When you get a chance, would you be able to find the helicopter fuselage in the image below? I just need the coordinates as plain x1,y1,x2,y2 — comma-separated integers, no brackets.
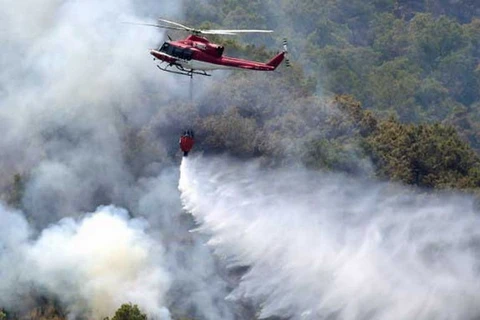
149,35,285,75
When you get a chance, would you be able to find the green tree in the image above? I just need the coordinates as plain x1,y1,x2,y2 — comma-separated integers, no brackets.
366,118,480,188
465,18,480,57
371,13,409,59
105,304,147,320
198,108,259,157
435,48,479,105
302,138,367,174
315,46,379,102
328,0,377,45
424,0,480,23
367,57,421,121
408,14,467,70
444,104,480,153
414,77,454,121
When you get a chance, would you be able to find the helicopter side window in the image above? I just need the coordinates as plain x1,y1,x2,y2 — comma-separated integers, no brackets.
170,47,193,60
160,43,193,60
172,47,183,58
183,49,193,60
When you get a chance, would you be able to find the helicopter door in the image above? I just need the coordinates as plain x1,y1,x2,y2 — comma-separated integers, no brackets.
183,49,193,60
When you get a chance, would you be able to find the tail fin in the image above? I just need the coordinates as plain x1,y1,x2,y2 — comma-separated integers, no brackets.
266,38,290,69
266,52,286,69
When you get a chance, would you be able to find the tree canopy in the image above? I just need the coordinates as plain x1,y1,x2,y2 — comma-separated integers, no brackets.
105,304,147,320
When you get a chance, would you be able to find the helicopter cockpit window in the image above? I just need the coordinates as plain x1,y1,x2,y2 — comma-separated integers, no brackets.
159,43,175,57
160,43,170,53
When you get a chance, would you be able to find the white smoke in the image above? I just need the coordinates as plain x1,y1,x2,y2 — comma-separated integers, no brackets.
0,0,182,209
0,1,181,314
179,156,480,320
134,170,237,320
0,1,244,318
0,204,170,319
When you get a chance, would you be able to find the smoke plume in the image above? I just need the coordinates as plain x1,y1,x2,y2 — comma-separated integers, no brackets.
0,204,171,319
179,156,480,320
0,0,184,218
0,0,237,319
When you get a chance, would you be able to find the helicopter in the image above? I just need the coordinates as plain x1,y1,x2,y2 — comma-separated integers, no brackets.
129,18,289,77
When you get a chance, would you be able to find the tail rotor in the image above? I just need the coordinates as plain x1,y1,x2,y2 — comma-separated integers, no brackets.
283,38,290,67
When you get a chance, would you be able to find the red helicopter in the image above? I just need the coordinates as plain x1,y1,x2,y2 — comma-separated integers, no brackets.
130,19,289,77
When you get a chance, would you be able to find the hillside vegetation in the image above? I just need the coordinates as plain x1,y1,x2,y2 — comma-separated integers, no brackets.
174,0,480,190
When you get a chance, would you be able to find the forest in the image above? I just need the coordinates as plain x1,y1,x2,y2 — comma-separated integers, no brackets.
1,0,480,319
173,0,480,191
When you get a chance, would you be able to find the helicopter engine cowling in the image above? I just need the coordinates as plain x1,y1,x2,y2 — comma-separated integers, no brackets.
208,43,224,57
202,44,224,57
191,41,224,57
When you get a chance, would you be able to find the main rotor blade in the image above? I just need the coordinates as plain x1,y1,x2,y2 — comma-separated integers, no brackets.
127,19,274,36
199,30,237,35
122,22,185,31
202,29,274,34
157,18,193,31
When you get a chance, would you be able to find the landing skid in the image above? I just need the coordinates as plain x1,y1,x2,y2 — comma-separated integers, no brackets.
156,63,211,78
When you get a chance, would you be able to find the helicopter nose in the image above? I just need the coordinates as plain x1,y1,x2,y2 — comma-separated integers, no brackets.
150,49,160,60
